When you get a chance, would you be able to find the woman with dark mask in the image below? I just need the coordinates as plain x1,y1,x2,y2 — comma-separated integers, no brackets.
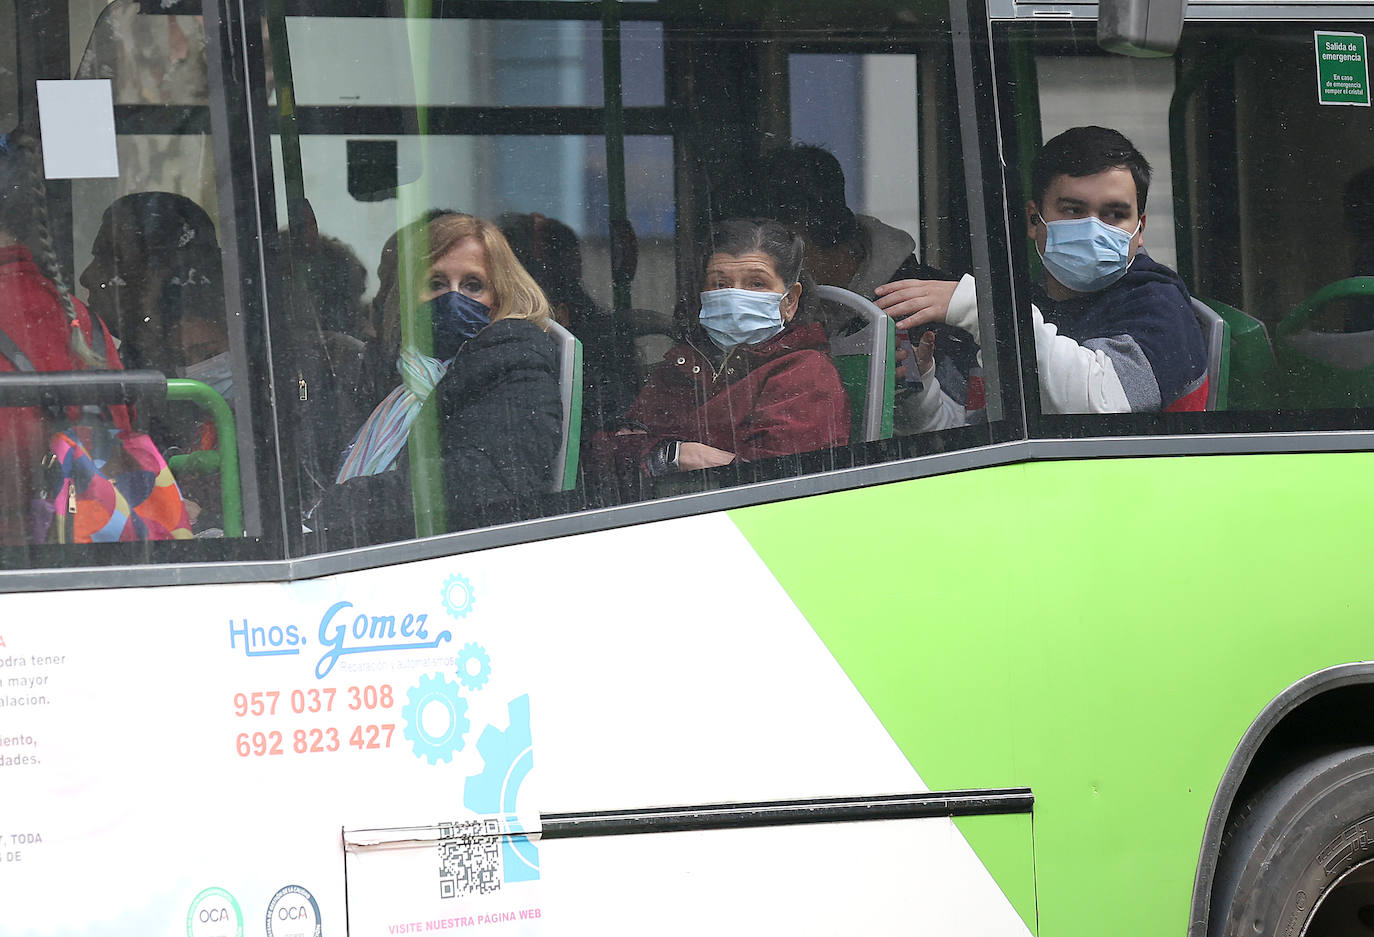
325,211,561,542
591,218,848,487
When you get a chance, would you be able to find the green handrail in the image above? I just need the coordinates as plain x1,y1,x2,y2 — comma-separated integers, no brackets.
400,0,447,539
602,0,631,316
1276,277,1374,341
166,378,242,537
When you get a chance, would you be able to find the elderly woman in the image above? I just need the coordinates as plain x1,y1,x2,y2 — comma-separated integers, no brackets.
593,218,848,483
329,210,561,538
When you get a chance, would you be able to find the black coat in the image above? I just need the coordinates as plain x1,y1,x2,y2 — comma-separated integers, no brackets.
435,317,562,514
317,317,561,546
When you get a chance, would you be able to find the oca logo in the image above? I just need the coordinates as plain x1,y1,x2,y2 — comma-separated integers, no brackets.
186,887,243,937
265,884,322,937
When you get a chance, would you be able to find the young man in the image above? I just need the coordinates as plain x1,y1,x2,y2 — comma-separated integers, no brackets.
877,125,1209,430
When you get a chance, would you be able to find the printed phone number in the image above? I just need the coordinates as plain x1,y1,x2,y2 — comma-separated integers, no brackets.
233,685,393,716
235,725,395,757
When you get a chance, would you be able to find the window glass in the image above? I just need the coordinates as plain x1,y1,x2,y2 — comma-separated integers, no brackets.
269,1,1011,554
281,18,664,109
1035,55,1176,270
0,0,277,568
790,53,921,257
1004,23,1374,424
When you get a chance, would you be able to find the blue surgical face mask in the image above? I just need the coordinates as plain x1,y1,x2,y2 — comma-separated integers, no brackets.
180,350,234,400
428,290,491,360
1037,215,1141,293
699,288,787,350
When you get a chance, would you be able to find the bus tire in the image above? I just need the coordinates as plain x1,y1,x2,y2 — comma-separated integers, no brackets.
1210,745,1374,937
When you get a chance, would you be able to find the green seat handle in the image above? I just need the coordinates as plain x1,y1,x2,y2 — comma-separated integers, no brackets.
1276,277,1374,340
165,378,242,538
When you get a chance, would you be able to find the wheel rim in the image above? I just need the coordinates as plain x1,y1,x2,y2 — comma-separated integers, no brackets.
1304,857,1374,936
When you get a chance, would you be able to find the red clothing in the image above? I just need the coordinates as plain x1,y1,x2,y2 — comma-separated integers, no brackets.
0,245,127,544
595,321,849,477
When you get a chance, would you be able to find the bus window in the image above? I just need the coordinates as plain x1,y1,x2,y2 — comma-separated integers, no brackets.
789,53,922,263
0,0,280,566
999,22,1374,425
266,0,1015,554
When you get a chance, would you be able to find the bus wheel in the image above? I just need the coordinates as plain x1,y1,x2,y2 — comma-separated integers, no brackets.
1211,746,1374,937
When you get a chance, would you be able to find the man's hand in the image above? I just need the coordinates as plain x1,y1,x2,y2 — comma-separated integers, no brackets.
895,330,937,382
678,442,736,470
874,279,958,331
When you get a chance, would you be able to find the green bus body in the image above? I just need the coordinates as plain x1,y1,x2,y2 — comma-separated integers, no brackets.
736,451,1374,934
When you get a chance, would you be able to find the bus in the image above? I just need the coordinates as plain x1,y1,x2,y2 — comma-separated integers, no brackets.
2,0,1374,934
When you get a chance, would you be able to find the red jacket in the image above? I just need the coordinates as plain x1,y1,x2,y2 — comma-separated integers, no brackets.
0,245,128,544
594,321,849,477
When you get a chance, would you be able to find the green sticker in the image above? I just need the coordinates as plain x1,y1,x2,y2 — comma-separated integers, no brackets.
1315,31,1370,106
187,886,244,937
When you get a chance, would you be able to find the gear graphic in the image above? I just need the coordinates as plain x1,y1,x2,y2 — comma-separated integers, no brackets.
456,642,492,691
441,574,476,619
401,673,470,764
464,694,538,882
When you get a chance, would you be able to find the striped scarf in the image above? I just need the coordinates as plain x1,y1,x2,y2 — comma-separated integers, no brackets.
335,348,448,482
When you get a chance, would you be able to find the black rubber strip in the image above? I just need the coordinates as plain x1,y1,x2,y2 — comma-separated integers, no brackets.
539,788,1034,839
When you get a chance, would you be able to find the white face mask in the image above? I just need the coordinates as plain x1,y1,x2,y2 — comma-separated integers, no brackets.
179,350,234,400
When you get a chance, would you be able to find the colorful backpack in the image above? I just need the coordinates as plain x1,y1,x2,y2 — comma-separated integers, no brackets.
0,323,192,544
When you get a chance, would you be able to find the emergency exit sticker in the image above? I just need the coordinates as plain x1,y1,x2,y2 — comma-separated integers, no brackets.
1316,32,1371,106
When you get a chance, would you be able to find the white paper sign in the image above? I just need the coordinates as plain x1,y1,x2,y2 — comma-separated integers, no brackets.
35,80,119,179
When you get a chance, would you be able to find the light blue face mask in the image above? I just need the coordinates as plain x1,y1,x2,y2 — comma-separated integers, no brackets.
699,288,787,350
1037,215,1141,294
180,350,234,400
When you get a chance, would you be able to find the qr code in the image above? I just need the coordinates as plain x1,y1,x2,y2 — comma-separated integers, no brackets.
437,818,503,899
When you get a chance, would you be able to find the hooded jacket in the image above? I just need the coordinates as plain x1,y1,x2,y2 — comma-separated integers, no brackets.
593,320,850,478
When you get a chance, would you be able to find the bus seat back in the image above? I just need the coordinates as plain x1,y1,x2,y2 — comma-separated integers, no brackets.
816,285,895,442
547,320,583,492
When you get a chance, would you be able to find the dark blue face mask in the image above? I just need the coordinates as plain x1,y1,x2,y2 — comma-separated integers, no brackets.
428,290,491,360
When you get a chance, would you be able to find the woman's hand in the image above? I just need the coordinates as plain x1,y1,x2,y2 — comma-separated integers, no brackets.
874,279,958,331
678,442,736,470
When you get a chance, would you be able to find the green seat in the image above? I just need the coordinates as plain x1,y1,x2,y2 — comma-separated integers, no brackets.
814,285,895,442
1274,277,1374,409
1197,298,1280,411
546,320,583,492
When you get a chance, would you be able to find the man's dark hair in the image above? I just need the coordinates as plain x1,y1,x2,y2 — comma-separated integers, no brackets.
1031,126,1152,214
756,143,859,249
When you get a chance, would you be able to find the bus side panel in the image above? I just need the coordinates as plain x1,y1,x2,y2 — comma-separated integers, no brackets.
0,511,1032,936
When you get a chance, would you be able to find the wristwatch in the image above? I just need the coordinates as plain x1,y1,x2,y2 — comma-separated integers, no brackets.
643,439,682,477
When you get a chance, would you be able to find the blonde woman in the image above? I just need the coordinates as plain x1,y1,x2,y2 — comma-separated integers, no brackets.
333,211,561,531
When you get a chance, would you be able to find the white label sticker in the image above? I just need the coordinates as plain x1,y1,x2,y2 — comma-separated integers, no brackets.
35,79,119,179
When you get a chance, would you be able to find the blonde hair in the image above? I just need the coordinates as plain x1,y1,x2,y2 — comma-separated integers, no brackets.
373,211,551,355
